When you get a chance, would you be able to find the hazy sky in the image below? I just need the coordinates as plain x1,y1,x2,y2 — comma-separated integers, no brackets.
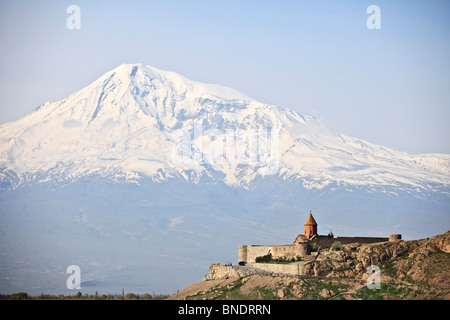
0,0,449,154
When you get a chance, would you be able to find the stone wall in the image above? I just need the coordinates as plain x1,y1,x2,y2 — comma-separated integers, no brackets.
252,262,303,276
310,236,389,249
203,264,262,281
239,244,309,263
205,261,334,279
203,264,241,281
389,234,402,241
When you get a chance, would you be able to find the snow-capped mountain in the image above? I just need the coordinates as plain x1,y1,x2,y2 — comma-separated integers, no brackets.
0,63,449,193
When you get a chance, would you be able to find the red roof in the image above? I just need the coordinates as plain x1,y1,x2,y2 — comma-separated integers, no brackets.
304,213,317,226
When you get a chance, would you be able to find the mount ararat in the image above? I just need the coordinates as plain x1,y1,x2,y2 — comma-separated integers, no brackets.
0,63,449,192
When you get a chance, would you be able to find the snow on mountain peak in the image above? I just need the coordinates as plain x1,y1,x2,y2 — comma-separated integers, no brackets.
97,62,252,102
0,63,449,193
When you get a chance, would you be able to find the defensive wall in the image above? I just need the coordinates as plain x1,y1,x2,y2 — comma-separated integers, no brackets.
238,243,309,264
239,235,401,264
310,236,390,249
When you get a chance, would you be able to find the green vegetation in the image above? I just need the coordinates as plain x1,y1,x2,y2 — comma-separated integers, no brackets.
186,278,246,300
8,292,28,300
186,276,283,300
255,254,272,263
0,291,171,300
421,250,450,278
300,279,350,300
354,280,450,300
254,254,302,264
186,276,352,300
252,287,278,300
381,259,398,278
330,241,342,251
355,282,415,300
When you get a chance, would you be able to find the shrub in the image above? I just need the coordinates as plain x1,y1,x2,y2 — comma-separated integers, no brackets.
11,292,29,300
255,254,303,264
310,243,321,252
125,292,140,300
330,241,342,251
141,293,152,300
255,254,272,263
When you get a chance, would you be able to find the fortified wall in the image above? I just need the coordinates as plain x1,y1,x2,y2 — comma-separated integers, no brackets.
238,212,401,264
310,236,389,249
238,243,309,264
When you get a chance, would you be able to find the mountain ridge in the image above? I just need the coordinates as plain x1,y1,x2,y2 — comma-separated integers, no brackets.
0,63,449,194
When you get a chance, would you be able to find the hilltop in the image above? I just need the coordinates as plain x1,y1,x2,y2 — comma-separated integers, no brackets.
169,231,450,300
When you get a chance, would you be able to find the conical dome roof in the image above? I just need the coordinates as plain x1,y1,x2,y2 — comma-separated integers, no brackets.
304,212,317,226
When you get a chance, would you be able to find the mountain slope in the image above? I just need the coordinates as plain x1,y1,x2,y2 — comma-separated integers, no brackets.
0,63,449,193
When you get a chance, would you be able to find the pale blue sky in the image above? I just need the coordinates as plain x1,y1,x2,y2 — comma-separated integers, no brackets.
0,0,449,154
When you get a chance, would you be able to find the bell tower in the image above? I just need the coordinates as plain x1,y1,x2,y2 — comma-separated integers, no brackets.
304,211,318,239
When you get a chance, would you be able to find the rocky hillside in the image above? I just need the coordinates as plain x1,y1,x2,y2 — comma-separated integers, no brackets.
169,231,450,300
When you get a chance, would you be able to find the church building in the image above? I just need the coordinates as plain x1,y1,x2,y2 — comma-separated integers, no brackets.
293,211,326,244
238,211,401,264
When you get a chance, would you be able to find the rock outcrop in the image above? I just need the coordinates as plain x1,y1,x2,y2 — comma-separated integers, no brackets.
170,231,450,300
